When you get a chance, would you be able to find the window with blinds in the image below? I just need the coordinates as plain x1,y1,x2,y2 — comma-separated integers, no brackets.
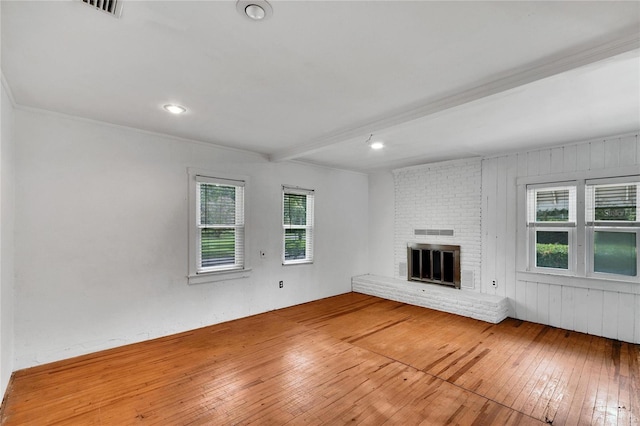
526,185,576,271
586,180,639,277
196,176,245,273
524,176,640,281
282,186,314,264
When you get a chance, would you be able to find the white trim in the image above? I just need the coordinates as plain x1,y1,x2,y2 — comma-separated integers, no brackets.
187,168,251,282
520,174,640,286
197,175,246,187
187,268,252,285
282,185,314,195
516,271,639,295
282,187,315,265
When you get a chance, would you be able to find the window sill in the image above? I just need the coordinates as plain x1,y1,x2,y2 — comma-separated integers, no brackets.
282,260,313,266
516,270,639,294
188,268,252,285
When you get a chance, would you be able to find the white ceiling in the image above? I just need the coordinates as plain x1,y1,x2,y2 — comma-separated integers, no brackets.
2,0,639,172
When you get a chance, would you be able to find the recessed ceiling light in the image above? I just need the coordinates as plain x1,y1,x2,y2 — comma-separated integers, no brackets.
236,0,273,21
163,104,186,114
365,134,385,150
245,4,265,20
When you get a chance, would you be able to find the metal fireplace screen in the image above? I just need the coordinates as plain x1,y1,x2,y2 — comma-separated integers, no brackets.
407,243,460,289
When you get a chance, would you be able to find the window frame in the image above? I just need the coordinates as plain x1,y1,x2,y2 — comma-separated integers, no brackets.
520,173,640,284
526,183,577,275
585,177,640,280
282,185,315,265
187,168,251,284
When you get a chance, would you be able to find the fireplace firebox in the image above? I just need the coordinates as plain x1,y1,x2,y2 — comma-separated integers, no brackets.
407,243,460,289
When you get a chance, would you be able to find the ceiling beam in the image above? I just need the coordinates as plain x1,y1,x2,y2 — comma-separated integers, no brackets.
269,28,640,163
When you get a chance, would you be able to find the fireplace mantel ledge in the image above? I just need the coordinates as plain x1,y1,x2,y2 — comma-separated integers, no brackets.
352,274,509,324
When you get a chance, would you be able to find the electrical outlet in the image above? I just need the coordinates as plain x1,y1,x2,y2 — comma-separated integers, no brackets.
492,280,497,287
279,281,283,288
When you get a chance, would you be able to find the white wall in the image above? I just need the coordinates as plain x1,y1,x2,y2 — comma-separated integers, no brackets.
368,171,394,277
13,108,369,369
0,77,16,397
482,134,640,343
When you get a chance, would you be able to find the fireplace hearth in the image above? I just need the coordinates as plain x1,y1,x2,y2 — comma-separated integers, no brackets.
407,243,460,289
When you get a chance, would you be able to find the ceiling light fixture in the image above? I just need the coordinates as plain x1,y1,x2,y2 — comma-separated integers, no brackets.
245,4,265,20
366,134,385,150
236,0,273,21
163,104,187,114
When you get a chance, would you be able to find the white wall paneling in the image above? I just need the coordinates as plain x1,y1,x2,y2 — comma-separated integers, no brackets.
482,134,640,343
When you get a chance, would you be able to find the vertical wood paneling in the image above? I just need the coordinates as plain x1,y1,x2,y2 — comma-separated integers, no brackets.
515,280,527,320
481,158,498,294
618,134,638,166
617,293,634,343
537,283,550,324
602,292,619,340
561,286,575,331
589,140,605,170
604,138,620,169
525,281,538,323
538,149,551,175
563,144,577,172
482,134,639,343
527,150,540,176
504,154,518,307
550,147,564,173
548,284,562,328
573,287,589,334
586,289,603,337
495,156,508,296
576,143,591,171
516,152,528,177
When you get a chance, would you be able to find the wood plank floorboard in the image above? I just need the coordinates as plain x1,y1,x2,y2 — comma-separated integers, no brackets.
1,292,638,425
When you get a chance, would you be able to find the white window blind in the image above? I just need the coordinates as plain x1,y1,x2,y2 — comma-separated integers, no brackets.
282,186,314,264
196,175,245,273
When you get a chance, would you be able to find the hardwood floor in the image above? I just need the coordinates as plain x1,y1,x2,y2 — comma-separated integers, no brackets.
1,292,638,425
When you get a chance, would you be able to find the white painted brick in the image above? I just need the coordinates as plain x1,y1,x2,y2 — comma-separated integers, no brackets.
352,274,509,324
393,159,482,290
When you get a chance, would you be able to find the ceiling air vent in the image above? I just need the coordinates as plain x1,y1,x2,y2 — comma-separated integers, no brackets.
81,0,122,18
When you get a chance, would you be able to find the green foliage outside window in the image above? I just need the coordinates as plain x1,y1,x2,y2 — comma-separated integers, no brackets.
536,231,569,269
284,193,308,260
536,243,569,269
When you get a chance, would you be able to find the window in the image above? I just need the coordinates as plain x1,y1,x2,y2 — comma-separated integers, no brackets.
527,185,576,271
586,180,639,277
525,176,640,281
188,171,246,282
282,186,314,264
